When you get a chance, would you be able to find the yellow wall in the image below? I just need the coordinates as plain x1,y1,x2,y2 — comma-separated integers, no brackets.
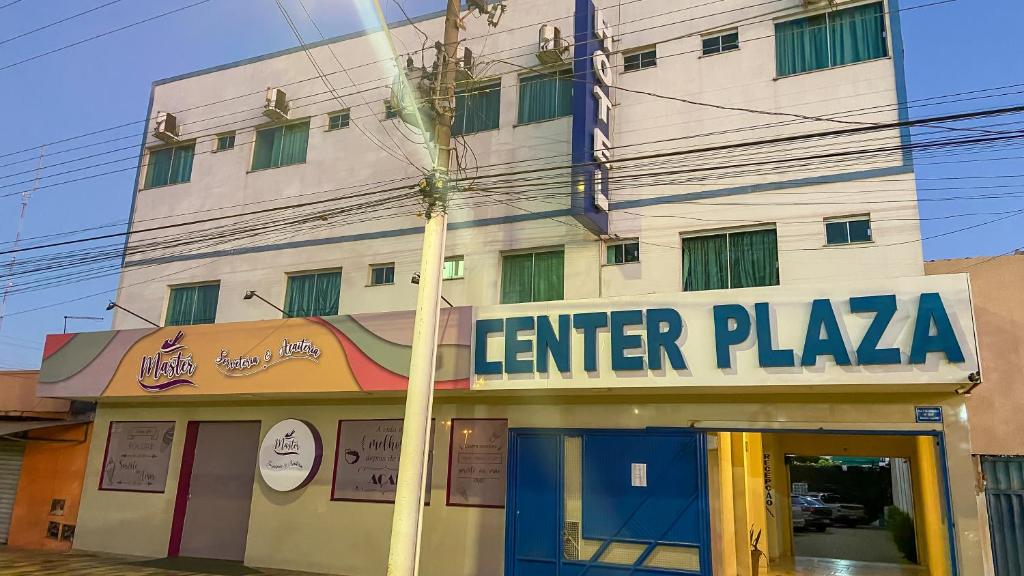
8,424,91,551
73,394,983,576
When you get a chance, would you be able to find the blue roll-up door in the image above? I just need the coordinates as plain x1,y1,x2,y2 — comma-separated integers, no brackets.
983,456,1024,575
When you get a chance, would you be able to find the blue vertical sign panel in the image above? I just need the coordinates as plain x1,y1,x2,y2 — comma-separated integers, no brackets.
571,0,610,236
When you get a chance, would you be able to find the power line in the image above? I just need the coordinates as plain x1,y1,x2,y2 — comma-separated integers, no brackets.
0,0,214,73
0,0,125,46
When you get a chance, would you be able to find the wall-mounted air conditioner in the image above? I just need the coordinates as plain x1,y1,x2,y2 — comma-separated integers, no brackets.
537,25,569,66
153,112,180,144
263,88,290,121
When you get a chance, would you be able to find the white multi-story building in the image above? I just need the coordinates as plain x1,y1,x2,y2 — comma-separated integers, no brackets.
36,0,986,574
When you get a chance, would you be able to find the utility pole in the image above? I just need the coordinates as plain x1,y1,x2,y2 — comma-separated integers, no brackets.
385,0,460,574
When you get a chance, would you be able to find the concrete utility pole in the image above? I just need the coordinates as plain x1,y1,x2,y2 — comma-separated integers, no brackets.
385,0,460,574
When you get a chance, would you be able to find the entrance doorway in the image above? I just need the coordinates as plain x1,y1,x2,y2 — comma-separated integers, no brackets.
506,429,712,576
169,421,261,561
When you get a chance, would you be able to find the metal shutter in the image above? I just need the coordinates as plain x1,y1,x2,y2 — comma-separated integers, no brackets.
0,440,25,544
984,456,1024,576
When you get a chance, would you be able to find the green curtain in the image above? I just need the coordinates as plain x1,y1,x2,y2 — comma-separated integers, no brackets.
252,126,280,170
518,70,572,124
165,286,196,326
729,229,779,289
501,253,535,304
532,250,564,302
168,144,194,185
284,274,317,317
281,121,310,166
145,148,173,188
830,2,887,67
284,272,340,317
192,284,220,324
454,84,500,135
312,272,340,316
682,234,728,292
775,14,829,77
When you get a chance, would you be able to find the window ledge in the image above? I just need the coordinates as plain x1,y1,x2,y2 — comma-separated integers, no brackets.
698,47,740,59
602,261,640,267
325,126,350,132
620,66,656,74
452,126,501,137
142,181,190,191
367,283,395,287
211,148,233,154
774,55,891,81
513,115,572,128
247,161,307,174
442,276,465,281
823,240,875,248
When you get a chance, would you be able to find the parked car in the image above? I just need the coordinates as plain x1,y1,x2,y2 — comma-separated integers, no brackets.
790,497,808,530
792,495,833,532
807,492,869,527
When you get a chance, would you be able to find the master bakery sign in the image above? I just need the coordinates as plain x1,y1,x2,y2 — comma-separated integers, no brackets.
259,419,323,492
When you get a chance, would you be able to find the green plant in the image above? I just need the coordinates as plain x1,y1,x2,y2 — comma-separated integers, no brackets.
886,507,918,563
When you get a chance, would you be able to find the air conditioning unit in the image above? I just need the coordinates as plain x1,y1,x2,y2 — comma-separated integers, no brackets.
537,25,569,66
456,46,474,83
263,88,290,121
153,112,180,144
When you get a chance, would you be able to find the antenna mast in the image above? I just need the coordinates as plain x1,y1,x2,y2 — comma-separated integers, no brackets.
0,146,45,333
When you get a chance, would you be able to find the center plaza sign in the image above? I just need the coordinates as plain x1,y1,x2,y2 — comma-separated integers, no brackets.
472,275,979,389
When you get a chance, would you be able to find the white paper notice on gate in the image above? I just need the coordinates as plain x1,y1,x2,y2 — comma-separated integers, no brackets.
631,463,647,487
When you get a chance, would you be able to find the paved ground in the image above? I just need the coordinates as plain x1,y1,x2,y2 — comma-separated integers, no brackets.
768,557,927,576
0,548,333,576
794,526,910,565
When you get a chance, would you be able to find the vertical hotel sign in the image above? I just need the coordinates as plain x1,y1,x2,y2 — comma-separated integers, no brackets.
571,0,613,235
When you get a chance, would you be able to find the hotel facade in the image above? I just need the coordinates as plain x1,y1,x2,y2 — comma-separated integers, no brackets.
37,0,986,574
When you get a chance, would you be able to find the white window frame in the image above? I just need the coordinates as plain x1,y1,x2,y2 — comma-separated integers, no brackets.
442,255,465,280
604,240,640,265
368,263,396,286
214,132,236,152
622,47,657,72
700,29,740,57
824,214,873,246
327,109,351,131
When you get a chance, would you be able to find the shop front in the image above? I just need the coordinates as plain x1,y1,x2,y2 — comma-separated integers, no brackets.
36,275,983,576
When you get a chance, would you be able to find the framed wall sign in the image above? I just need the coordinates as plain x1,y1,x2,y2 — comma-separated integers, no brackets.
258,419,323,492
99,421,175,492
446,419,508,508
332,419,435,503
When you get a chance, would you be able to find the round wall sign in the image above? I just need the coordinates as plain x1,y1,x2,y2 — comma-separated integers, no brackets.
258,419,323,492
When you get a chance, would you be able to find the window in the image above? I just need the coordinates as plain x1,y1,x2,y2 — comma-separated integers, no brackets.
682,229,778,292
284,271,341,317
453,83,500,135
606,241,640,265
518,68,573,125
370,263,395,286
501,250,564,304
251,120,310,171
775,2,887,77
144,143,194,188
215,133,235,152
623,48,657,72
384,100,399,120
328,110,350,131
443,256,465,280
166,283,219,326
825,216,872,245
702,30,739,55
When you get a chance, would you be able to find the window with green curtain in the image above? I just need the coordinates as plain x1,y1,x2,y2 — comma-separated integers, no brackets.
251,120,310,171
729,229,779,289
166,283,220,326
683,229,778,291
453,83,500,135
501,250,564,304
284,271,341,317
517,69,572,125
144,144,194,188
775,2,887,77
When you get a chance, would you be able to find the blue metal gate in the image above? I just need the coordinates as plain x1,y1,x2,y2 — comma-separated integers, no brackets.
506,429,711,576
983,456,1024,576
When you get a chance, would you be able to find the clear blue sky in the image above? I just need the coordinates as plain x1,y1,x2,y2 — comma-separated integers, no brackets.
0,0,1021,369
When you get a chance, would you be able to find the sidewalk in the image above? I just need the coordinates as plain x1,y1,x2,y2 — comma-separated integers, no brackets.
0,548,334,576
